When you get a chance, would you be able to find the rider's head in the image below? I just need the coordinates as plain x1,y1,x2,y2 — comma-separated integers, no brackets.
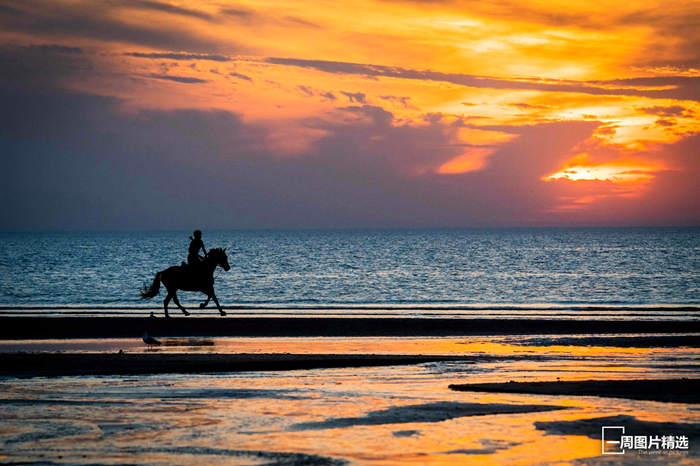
193,230,202,239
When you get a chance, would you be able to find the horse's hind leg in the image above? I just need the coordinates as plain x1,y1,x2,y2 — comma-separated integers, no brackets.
172,293,190,316
199,295,211,309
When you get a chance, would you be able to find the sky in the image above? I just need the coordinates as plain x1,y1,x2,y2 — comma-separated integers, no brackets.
1,0,699,229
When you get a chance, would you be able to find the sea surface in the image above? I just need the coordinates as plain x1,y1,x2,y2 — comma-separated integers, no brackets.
0,228,698,312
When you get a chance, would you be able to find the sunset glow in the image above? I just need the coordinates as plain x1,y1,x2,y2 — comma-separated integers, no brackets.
544,156,666,183
1,0,698,228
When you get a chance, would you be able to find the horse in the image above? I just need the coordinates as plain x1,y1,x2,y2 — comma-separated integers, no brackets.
140,247,231,317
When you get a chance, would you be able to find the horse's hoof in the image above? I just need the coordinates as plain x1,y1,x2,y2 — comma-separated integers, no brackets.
165,314,171,319
183,310,190,316
199,303,206,309
219,311,227,316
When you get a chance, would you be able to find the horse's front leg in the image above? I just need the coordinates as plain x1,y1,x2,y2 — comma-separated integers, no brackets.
199,295,211,309
163,293,173,318
210,291,226,316
171,293,190,316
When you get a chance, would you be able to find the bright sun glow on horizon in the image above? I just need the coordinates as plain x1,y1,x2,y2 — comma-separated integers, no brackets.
544,155,668,183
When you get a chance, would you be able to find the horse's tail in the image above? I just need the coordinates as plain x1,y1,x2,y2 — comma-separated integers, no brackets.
140,272,161,299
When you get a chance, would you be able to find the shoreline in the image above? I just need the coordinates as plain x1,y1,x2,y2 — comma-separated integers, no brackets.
2,305,698,311
1,316,699,339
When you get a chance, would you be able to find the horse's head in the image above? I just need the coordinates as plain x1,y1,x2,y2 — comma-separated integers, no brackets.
208,248,230,271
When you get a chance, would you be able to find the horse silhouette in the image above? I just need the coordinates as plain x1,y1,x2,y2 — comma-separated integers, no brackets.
141,247,230,317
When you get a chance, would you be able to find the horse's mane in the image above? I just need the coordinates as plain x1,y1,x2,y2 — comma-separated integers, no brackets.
208,247,224,255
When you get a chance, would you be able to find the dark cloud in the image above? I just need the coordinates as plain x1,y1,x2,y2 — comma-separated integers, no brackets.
0,0,236,53
595,125,616,135
118,0,212,21
617,9,700,65
590,76,700,101
126,52,230,62
423,113,443,124
380,95,412,108
0,4,20,15
266,57,700,101
377,0,604,27
642,58,700,71
229,72,252,81
297,85,314,96
266,57,382,76
282,16,321,29
219,7,256,19
25,44,83,54
341,91,366,103
0,87,263,229
635,132,700,225
219,6,321,29
1,86,697,230
508,102,547,110
638,105,693,117
655,118,675,127
0,88,505,228
0,43,93,89
292,85,335,100
148,74,208,84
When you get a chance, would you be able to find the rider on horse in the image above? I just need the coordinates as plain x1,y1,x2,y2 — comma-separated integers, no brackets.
188,230,207,265
141,231,230,316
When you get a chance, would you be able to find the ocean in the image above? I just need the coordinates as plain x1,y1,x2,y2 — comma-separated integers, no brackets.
0,228,698,311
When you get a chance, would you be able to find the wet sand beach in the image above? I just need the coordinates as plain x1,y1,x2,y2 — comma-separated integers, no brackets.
1,335,698,465
449,378,700,404
0,352,486,378
4,353,698,404
1,315,699,463
2,315,699,339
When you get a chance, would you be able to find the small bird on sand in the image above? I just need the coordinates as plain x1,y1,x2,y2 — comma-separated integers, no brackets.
142,332,162,348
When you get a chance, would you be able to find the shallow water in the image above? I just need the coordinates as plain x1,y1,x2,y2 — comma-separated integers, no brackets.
1,228,698,309
1,335,698,464
1,334,700,360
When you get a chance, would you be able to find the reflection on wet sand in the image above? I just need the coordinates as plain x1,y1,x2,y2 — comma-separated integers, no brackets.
0,335,698,464
1,333,698,356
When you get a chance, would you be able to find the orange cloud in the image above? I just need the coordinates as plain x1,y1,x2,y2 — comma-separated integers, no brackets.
437,148,496,174
543,155,666,184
